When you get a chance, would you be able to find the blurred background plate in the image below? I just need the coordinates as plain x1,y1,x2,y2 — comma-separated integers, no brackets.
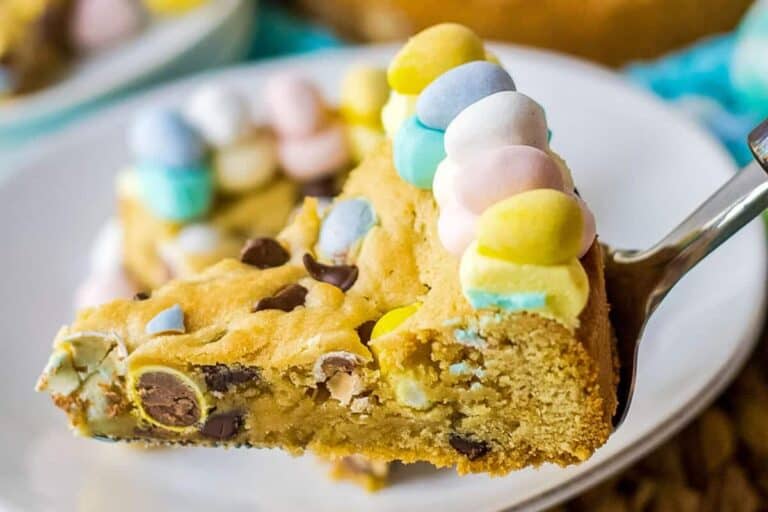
0,0,254,150
0,45,764,512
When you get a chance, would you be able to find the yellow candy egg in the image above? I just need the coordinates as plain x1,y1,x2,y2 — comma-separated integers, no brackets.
340,66,389,126
143,0,206,15
371,302,422,340
381,91,418,139
477,189,583,265
387,23,485,94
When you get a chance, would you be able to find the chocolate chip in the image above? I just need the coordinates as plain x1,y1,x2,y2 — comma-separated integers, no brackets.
302,253,358,291
253,284,308,312
300,175,338,198
449,434,490,461
133,291,150,301
200,411,243,440
240,238,290,269
199,364,260,392
136,371,201,428
355,320,376,345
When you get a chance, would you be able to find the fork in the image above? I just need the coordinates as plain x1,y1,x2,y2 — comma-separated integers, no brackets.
605,118,768,429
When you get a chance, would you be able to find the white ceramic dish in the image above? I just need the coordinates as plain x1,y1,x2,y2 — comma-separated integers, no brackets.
0,45,764,512
0,0,253,148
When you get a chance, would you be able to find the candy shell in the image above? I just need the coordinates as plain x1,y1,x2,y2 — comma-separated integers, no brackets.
264,73,327,138
317,198,377,261
70,0,143,52
575,195,597,258
75,268,138,309
184,84,252,147
130,107,206,167
371,302,422,339
381,91,418,139
277,123,350,181
387,23,485,94
175,224,221,255
416,61,516,130
454,146,564,213
393,116,446,189
438,205,477,256
477,189,583,265
444,91,549,161
136,162,213,222
214,132,278,193
340,66,389,126
145,304,186,335
432,158,460,208
143,0,205,15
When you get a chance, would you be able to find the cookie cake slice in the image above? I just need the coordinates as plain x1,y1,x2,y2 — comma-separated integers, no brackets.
37,23,617,476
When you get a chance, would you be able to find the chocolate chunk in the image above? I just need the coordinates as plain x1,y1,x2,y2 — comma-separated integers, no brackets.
136,371,201,427
300,175,338,198
201,411,243,440
240,238,290,269
302,253,358,291
133,291,151,301
199,364,260,392
355,320,376,345
449,434,490,461
253,284,307,312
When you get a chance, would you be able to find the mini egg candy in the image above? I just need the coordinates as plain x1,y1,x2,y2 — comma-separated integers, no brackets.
184,84,252,147
444,91,549,162
145,304,186,335
175,224,221,255
438,205,478,256
454,145,564,214
317,198,377,261
264,73,327,138
387,23,485,94
70,0,143,52
432,158,460,208
214,131,278,193
393,116,446,189
143,0,205,15
477,189,583,265
371,302,422,339
130,107,206,168
381,91,418,139
574,195,597,258
416,61,516,130
340,66,389,126
277,123,350,182
136,162,213,221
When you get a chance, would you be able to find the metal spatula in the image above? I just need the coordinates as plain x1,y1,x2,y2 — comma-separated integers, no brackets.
605,118,768,429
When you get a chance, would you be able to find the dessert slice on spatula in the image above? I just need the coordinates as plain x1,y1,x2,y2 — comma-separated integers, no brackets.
37,23,617,475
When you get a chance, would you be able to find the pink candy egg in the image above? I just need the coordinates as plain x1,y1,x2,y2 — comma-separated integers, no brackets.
454,145,564,214
264,74,328,138
75,268,138,310
278,123,350,181
71,0,143,52
575,195,597,258
438,205,478,256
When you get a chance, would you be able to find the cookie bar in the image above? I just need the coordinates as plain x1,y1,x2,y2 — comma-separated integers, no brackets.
38,24,617,475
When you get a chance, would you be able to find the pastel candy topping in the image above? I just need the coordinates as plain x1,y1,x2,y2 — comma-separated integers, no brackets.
381,91,418,139
130,107,207,168
340,66,390,126
387,23,485,94
213,131,278,193
416,61,516,130
393,116,446,189
136,162,214,222
317,198,377,262
184,85,253,147
145,304,186,335
71,0,142,51
444,91,549,161
278,123,350,182
371,303,422,339
264,73,327,138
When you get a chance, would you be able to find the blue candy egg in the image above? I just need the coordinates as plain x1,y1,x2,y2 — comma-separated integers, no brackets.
317,198,377,261
130,107,206,167
416,61,516,130
146,304,186,335
394,116,446,189
136,162,213,222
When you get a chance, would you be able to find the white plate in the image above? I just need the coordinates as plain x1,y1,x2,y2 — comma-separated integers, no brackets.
0,45,765,512
0,0,253,147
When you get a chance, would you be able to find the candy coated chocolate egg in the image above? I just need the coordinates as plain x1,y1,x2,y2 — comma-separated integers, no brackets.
393,116,445,189
387,23,485,94
175,224,220,255
438,205,477,256
454,145,564,213
184,85,252,147
264,73,327,138
71,0,142,51
214,132,278,193
146,304,186,335
381,91,418,139
340,66,389,126
371,303,422,339
136,162,213,221
317,198,377,261
416,61,516,130
477,189,582,265
130,107,206,167
444,91,548,161
432,158,460,208
575,195,597,258
277,123,350,181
